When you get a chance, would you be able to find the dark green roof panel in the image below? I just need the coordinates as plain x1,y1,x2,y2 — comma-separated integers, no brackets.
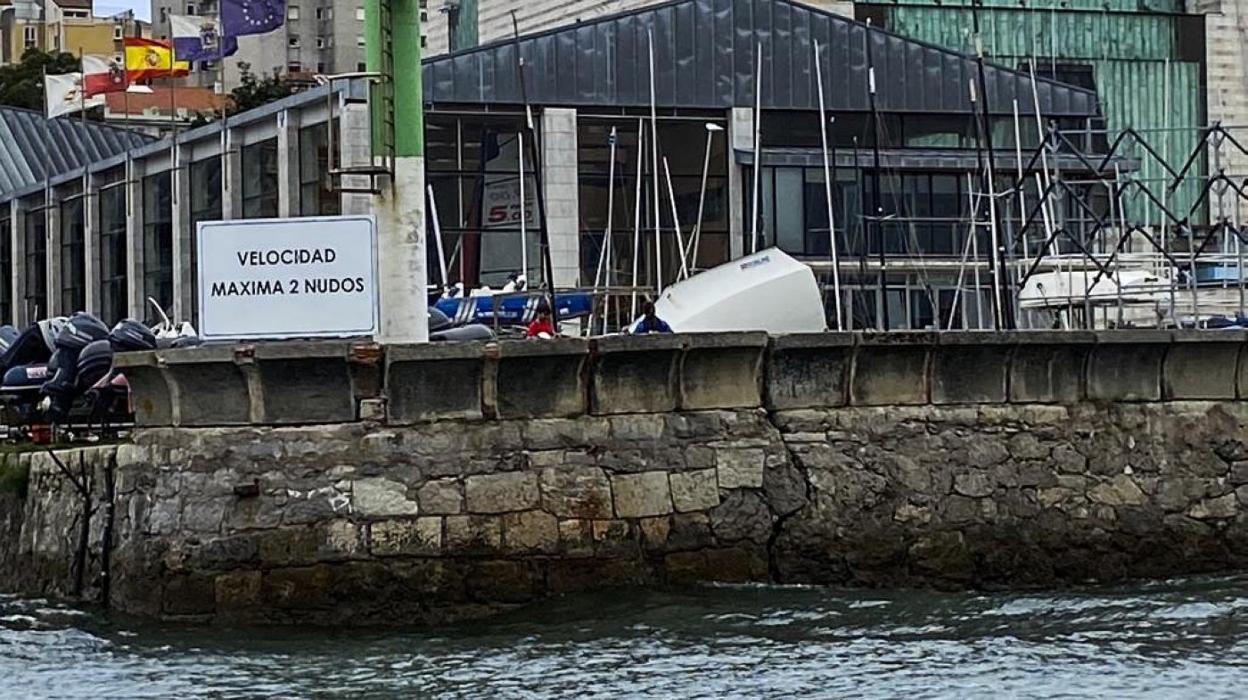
421,0,1101,117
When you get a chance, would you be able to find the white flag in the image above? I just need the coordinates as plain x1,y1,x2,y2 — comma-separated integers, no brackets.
44,72,104,119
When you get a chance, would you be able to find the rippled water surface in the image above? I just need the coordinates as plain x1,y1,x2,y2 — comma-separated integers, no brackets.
5,575,1248,698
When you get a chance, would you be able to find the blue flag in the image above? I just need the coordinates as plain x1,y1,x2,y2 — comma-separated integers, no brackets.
221,0,285,38
170,15,239,61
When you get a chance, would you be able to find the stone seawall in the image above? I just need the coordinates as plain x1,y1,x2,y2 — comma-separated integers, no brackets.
4,399,1248,624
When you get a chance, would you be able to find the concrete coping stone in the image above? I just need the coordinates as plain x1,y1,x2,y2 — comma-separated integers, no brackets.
249,340,356,360
1171,329,1248,343
157,345,242,365
770,332,856,349
387,341,489,362
857,331,939,347
935,331,1018,346
1093,329,1174,344
496,337,590,358
592,333,685,353
112,350,160,368
682,331,770,349
1011,330,1097,345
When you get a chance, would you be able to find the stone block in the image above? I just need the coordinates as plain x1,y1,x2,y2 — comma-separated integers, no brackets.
1008,336,1093,403
931,338,1010,404
611,471,673,518
679,333,767,410
850,336,932,405
539,466,613,519
502,510,559,553
112,352,173,426
558,518,595,557
1189,493,1237,520
639,516,671,550
163,352,251,426
592,519,636,557
765,334,852,410
417,478,464,515
1088,475,1146,506
320,519,364,560
257,527,321,566
352,477,419,518
162,573,217,616
386,343,486,423
494,339,589,418
717,448,765,489
1163,334,1243,400
252,342,356,424
465,472,540,514
670,469,720,512
369,518,442,556
214,570,262,612
262,565,332,609
953,471,994,498
444,514,502,553
590,335,682,414
181,498,226,533
1086,332,1170,402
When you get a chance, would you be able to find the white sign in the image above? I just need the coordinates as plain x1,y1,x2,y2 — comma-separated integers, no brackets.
196,216,379,340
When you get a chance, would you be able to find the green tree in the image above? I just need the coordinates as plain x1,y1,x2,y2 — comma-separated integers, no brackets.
228,62,297,115
0,49,80,111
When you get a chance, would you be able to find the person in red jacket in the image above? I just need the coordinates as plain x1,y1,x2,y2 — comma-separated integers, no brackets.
525,303,556,339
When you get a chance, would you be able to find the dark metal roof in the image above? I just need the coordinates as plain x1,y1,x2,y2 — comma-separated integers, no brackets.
422,0,1100,117
0,106,153,196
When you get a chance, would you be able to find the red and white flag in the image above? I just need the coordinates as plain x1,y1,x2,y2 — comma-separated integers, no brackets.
44,73,104,118
82,55,129,97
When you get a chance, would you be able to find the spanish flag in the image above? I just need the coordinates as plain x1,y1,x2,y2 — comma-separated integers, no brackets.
124,37,191,82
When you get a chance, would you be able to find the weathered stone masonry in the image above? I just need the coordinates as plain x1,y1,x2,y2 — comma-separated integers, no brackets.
6,330,1248,624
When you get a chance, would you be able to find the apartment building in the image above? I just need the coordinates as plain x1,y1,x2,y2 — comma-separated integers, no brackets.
0,0,147,65
150,0,367,88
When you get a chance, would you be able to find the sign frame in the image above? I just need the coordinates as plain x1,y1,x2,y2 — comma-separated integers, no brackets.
195,215,380,341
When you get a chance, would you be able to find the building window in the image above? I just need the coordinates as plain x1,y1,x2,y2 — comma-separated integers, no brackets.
288,4,300,20
113,24,123,40
23,206,46,321
142,173,173,321
0,215,10,325
315,7,332,19
356,62,366,72
287,62,302,74
420,35,427,48
426,115,545,287
23,26,35,49
59,194,85,315
288,34,301,47
186,2,196,14
241,139,279,219
356,35,365,47
299,122,341,216
98,183,127,324
159,7,168,21
188,157,221,324
316,36,329,48
356,6,365,20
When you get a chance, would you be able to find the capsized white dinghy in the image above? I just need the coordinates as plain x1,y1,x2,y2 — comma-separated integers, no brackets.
633,248,827,333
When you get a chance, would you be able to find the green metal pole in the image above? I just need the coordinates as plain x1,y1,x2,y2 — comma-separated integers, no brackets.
363,0,383,156
391,0,424,158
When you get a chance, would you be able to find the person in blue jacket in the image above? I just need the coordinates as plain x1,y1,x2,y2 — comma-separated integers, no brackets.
634,301,673,334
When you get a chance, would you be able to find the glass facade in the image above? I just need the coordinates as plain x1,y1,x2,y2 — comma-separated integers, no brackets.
241,138,279,218
189,157,222,322
299,122,340,216
59,192,85,315
98,183,127,324
23,204,45,320
426,114,542,287
0,214,10,324
142,172,173,321
576,117,730,287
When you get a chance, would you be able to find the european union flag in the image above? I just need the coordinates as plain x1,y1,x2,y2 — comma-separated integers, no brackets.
221,0,285,38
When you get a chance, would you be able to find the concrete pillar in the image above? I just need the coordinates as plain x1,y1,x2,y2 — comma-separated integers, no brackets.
171,143,193,322
727,107,751,261
541,107,580,287
45,193,61,316
10,199,25,327
339,101,372,216
126,160,146,320
221,128,243,220
368,0,428,344
84,171,100,316
276,109,301,217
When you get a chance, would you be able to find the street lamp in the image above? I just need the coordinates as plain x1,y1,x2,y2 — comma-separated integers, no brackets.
688,122,726,274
